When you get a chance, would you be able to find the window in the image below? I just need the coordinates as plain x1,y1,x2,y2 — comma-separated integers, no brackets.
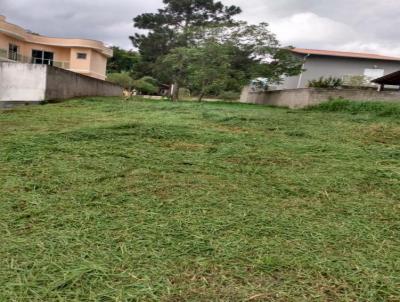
77,53,87,59
364,68,384,80
31,50,54,66
8,44,19,61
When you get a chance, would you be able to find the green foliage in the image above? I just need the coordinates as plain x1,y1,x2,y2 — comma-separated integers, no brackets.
1,98,400,300
131,2,303,92
156,22,303,100
133,77,159,95
107,47,141,76
155,47,194,89
194,23,303,84
158,42,236,101
131,0,241,61
343,75,368,87
107,72,134,90
188,42,233,100
307,99,400,117
179,88,191,98
308,76,343,88
139,76,158,86
107,73,158,95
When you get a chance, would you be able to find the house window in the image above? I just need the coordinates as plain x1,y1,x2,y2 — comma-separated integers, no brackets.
8,44,19,61
32,50,54,66
77,53,87,59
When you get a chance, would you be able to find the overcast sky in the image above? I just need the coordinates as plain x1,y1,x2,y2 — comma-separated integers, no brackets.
2,0,400,56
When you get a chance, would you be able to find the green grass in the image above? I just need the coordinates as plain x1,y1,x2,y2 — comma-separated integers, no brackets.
308,99,400,117
1,98,399,301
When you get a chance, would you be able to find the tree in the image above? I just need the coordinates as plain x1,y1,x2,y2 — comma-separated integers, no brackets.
156,22,303,101
155,47,194,100
131,3,303,101
107,46,141,77
131,0,241,99
131,0,241,53
158,43,233,101
192,22,303,84
189,43,233,101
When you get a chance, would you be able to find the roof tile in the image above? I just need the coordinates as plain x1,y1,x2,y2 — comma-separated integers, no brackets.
291,48,400,62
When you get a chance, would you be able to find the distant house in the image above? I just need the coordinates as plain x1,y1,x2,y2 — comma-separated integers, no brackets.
0,15,112,80
278,48,400,90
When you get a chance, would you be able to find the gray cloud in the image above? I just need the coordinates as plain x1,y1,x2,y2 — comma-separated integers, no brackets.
1,0,400,55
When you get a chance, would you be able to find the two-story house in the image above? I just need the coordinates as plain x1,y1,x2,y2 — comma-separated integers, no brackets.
0,15,112,80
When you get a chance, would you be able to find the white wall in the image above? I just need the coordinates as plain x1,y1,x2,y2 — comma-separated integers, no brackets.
0,62,46,101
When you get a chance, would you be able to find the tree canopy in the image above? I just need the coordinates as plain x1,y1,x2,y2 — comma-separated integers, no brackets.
107,46,141,74
130,0,303,101
131,0,241,62
158,42,233,101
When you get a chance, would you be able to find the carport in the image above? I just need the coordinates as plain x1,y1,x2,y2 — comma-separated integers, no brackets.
372,70,400,91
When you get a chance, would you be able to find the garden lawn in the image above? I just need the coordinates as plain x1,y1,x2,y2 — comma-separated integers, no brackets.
0,98,399,301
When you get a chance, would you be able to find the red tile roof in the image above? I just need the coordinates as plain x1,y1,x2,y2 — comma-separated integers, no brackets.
291,48,400,62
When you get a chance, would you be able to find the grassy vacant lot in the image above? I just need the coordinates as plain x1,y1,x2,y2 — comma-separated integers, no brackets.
1,98,399,301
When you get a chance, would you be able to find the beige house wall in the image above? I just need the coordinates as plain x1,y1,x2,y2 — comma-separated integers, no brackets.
0,32,10,51
90,50,108,80
24,42,71,62
69,48,92,75
0,16,111,80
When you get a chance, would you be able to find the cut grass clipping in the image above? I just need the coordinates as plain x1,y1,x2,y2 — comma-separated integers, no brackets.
1,97,399,301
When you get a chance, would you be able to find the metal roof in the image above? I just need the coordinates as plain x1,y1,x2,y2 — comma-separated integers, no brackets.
291,48,400,62
372,70,400,85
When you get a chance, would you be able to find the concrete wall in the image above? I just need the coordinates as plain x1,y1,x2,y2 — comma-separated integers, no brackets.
279,54,400,89
45,64,122,100
240,86,400,109
0,62,122,104
0,63,47,102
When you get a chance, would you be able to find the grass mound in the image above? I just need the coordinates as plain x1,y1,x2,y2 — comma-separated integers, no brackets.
307,99,400,117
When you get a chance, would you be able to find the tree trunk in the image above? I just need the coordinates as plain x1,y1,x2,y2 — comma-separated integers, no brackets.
198,92,205,102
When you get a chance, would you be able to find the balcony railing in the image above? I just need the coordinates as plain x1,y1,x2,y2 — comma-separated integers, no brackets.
0,48,7,59
0,48,70,70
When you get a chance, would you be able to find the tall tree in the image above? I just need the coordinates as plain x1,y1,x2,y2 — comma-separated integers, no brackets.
131,0,241,54
158,42,233,101
192,22,304,86
131,0,241,99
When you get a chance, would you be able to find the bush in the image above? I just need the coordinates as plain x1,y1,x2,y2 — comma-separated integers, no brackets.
343,75,368,87
139,76,158,86
308,77,343,88
133,77,159,95
219,91,241,101
176,88,191,99
307,99,400,117
107,72,134,90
